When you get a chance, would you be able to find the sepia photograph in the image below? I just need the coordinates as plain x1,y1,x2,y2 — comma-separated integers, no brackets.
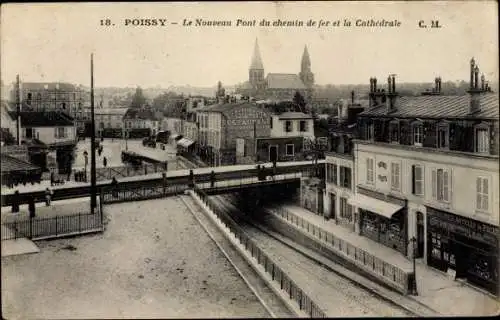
1,1,499,318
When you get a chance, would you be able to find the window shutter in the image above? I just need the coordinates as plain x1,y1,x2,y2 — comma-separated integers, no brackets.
411,165,416,194
283,122,286,132
476,177,482,210
431,169,437,199
443,170,449,202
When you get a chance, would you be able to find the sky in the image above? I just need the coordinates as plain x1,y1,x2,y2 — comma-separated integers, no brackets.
1,1,498,88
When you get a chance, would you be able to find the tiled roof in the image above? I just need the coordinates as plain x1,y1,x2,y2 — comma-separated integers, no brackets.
266,73,306,89
8,111,75,127
124,108,158,120
197,102,257,113
94,108,129,115
278,112,313,119
0,153,40,173
359,93,499,119
21,82,79,91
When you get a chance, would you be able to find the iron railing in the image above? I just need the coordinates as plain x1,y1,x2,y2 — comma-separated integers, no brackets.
192,186,326,318
271,206,412,293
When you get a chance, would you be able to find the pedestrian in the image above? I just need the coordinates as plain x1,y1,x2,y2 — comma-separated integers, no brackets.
98,148,102,157
111,177,118,198
50,171,55,186
103,156,108,168
12,190,20,213
28,198,36,218
45,187,53,206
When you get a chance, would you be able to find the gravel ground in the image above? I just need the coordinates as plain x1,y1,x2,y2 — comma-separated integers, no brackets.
1,197,270,319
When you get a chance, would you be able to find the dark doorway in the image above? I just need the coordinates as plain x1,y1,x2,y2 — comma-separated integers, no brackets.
416,212,425,258
269,145,278,162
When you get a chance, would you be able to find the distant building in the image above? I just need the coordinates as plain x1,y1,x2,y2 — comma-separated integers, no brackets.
123,107,161,138
94,108,128,138
196,102,271,166
236,39,315,102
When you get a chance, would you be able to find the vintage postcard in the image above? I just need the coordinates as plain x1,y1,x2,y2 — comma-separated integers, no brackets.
1,1,499,319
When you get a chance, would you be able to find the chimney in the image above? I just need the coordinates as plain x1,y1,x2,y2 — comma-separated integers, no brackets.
387,76,392,94
438,77,442,93
434,77,439,92
474,65,479,89
351,90,355,104
369,78,373,92
481,74,485,91
470,57,475,89
374,77,377,92
391,75,396,93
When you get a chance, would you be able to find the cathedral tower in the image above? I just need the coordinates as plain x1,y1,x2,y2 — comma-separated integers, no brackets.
249,38,265,88
299,45,315,88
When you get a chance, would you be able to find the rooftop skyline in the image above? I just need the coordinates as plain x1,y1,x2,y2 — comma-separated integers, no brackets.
1,2,498,88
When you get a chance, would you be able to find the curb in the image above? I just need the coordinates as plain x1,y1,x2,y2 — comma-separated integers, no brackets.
187,190,309,317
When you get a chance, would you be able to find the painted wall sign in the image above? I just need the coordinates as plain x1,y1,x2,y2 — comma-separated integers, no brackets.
378,174,387,182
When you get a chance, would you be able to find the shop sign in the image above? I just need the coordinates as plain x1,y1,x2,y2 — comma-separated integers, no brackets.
428,209,499,246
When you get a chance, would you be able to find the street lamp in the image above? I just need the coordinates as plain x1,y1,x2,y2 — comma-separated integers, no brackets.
410,236,419,295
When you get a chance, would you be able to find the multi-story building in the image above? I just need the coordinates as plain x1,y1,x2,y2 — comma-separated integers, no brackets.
351,60,499,294
94,108,128,138
323,92,365,228
123,107,161,138
196,102,271,166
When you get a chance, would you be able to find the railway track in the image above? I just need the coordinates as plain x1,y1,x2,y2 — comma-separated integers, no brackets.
209,195,415,317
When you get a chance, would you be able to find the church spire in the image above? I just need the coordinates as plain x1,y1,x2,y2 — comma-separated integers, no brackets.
250,38,264,70
301,45,311,71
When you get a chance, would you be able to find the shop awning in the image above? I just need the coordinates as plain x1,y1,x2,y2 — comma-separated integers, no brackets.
177,138,194,148
348,193,403,219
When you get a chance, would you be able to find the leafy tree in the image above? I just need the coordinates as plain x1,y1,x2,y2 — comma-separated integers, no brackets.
130,87,146,109
293,91,306,112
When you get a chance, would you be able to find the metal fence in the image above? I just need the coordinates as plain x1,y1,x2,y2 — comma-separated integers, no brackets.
271,206,411,293
94,164,166,181
100,183,188,204
192,186,326,318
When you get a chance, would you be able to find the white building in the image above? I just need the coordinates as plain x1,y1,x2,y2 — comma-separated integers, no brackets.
270,112,314,139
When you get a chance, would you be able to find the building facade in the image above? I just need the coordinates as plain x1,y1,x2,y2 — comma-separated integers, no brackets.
123,107,161,138
351,61,499,294
196,102,271,166
95,108,128,138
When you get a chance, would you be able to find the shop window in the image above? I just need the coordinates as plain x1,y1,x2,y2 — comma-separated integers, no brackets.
476,176,489,212
413,122,423,146
366,158,374,185
339,197,353,221
432,168,451,202
412,164,424,196
437,124,449,149
339,166,351,189
391,162,401,191
286,144,294,156
475,125,489,154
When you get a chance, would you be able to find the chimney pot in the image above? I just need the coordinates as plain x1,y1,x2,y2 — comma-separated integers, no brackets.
387,76,392,93
392,75,396,93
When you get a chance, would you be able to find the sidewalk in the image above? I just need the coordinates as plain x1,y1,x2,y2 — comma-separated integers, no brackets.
272,204,500,316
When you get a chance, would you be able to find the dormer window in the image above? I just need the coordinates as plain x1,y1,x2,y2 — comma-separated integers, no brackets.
412,122,423,147
389,120,400,143
437,123,449,149
475,124,490,154
365,123,374,140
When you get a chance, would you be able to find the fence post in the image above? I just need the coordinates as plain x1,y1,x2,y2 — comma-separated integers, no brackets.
79,212,82,233
55,216,58,236
29,216,33,239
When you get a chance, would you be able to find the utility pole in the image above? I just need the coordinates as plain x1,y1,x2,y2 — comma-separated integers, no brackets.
90,54,97,214
16,75,21,145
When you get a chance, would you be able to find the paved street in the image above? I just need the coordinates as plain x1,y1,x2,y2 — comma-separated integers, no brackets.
1,197,270,319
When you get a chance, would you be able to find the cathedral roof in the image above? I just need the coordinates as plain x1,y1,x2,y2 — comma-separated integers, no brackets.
250,39,264,70
266,73,306,89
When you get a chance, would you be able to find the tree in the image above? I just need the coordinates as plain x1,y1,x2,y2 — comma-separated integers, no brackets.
293,91,307,112
130,87,146,109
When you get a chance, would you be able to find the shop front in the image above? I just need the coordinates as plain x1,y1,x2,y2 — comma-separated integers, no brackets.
349,193,407,255
427,207,499,295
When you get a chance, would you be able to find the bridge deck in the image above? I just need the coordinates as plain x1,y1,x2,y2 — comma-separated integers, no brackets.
1,160,324,196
